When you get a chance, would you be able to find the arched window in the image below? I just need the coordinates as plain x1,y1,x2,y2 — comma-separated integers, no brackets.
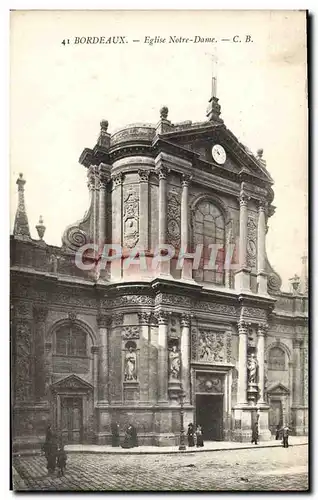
193,200,225,284
55,324,87,357
268,346,286,371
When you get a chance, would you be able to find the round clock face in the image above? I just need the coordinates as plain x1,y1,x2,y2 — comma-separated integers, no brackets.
212,144,226,165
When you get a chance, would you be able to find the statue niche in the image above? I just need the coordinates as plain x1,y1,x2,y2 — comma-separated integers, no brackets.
124,341,137,382
168,339,181,381
168,339,181,400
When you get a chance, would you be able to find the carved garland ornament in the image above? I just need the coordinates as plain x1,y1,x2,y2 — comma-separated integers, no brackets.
123,187,139,249
246,216,257,269
122,326,140,340
167,189,181,248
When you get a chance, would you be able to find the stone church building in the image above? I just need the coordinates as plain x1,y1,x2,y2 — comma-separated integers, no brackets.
11,89,308,450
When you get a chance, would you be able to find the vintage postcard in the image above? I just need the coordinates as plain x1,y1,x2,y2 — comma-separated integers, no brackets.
10,9,308,492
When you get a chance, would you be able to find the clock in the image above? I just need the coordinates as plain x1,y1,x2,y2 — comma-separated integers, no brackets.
212,144,226,165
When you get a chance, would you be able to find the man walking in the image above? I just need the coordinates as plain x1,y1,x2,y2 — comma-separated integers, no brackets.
282,424,290,448
251,421,259,445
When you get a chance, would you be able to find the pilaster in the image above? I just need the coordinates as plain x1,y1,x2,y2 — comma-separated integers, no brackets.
180,175,193,281
156,310,169,403
235,186,251,291
138,170,150,250
257,199,268,295
111,173,123,280
33,305,48,401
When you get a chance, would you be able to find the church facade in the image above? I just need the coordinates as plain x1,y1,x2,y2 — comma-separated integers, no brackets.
11,93,308,450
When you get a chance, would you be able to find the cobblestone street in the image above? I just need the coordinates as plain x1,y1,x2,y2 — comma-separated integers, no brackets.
13,445,308,492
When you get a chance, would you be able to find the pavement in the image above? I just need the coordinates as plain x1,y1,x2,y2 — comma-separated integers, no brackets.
12,443,309,491
14,435,308,456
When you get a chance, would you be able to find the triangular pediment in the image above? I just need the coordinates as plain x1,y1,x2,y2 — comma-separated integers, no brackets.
51,374,93,391
161,123,273,185
267,382,290,395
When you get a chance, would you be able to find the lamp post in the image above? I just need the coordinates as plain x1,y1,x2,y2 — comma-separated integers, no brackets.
178,386,186,450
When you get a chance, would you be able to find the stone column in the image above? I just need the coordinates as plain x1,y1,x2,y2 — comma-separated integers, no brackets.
180,314,191,403
292,338,303,406
235,187,250,291
257,200,268,294
256,323,267,405
91,346,100,405
97,314,111,403
138,312,151,402
111,173,123,280
33,306,48,400
237,320,248,405
87,166,99,253
98,174,108,248
44,341,53,402
138,170,150,250
157,311,169,403
158,167,170,275
181,175,192,280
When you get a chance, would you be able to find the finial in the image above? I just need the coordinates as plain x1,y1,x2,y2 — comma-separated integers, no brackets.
100,120,109,132
13,172,31,240
160,106,169,120
36,215,46,241
256,148,263,158
97,120,110,149
289,274,300,293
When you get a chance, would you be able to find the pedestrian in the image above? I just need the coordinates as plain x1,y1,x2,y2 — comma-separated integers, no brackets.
56,444,67,477
47,432,58,474
131,424,138,447
187,423,195,447
251,421,259,445
282,424,290,448
275,424,280,440
111,421,120,447
196,424,204,447
122,424,134,448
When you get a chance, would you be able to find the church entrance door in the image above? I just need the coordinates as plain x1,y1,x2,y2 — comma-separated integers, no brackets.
60,396,83,444
196,394,223,441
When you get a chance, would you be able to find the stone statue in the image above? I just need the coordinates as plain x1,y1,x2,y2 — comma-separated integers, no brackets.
247,353,258,384
169,345,181,379
124,346,137,381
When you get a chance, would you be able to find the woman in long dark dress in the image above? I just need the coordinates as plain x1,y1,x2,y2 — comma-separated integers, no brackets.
121,424,134,449
196,425,204,447
187,423,195,447
111,422,120,447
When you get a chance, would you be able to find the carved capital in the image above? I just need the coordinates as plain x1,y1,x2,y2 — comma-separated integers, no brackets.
87,165,99,191
99,176,110,190
239,192,249,207
237,320,249,335
112,313,124,326
138,312,152,325
97,314,111,328
257,323,268,337
112,173,123,187
293,338,303,349
155,310,169,325
33,305,48,322
158,167,168,181
138,170,150,183
181,313,191,327
258,199,268,213
181,174,192,188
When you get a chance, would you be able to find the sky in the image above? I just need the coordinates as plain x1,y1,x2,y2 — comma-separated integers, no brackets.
10,10,308,291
